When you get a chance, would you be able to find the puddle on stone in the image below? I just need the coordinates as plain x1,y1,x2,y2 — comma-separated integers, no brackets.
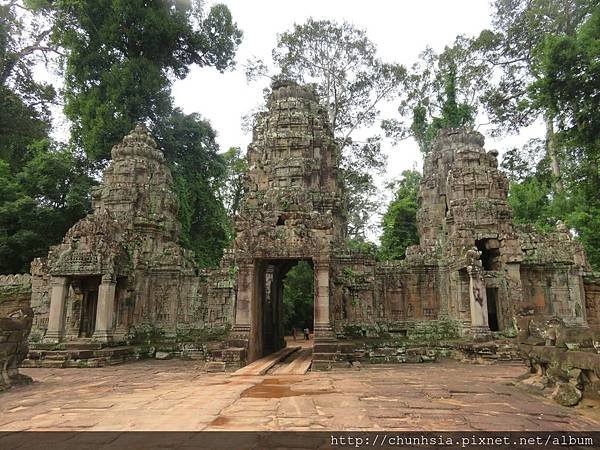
241,377,333,398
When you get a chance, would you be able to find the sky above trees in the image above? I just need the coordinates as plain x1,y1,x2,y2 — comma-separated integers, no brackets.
32,0,546,241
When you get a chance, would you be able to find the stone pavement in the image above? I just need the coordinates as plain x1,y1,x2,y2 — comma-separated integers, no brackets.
0,360,598,431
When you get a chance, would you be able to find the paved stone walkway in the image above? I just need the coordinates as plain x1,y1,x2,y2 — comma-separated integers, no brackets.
0,360,598,431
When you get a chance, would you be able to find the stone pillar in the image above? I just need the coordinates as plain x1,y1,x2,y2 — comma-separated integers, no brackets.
468,265,491,341
232,262,254,338
93,275,116,342
314,260,333,338
44,277,69,343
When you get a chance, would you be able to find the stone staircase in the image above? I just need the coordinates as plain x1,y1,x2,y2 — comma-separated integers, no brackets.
205,338,248,371
312,339,357,370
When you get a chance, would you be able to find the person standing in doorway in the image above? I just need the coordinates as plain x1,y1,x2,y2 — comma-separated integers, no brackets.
303,327,310,340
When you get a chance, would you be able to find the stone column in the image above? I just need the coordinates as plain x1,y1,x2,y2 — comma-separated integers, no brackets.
314,260,333,338
93,275,116,342
232,262,254,338
468,265,491,341
45,277,69,342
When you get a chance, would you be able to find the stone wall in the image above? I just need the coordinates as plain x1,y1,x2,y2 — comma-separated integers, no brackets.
584,275,600,327
0,274,33,390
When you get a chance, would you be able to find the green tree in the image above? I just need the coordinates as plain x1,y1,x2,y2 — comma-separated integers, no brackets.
155,110,229,267
475,0,599,192
0,2,94,274
52,0,242,163
49,1,242,267
247,18,405,239
220,146,247,223
0,143,94,274
383,37,487,154
528,5,600,268
282,261,314,333
380,170,421,260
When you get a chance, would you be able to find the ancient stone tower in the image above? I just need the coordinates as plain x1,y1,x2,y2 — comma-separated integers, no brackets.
30,124,198,345
231,80,345,361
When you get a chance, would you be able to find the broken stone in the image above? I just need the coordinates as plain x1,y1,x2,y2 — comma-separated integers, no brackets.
551,382,582,407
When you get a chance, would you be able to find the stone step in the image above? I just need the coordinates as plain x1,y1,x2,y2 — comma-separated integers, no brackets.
232,346,300,376
64,342,105,350
186,350,205,360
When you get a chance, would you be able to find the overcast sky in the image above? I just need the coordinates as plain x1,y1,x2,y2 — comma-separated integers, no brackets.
170,0,543,239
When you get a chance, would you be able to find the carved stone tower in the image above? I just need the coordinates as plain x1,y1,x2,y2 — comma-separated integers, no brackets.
34,124,196,345
232,81,345,361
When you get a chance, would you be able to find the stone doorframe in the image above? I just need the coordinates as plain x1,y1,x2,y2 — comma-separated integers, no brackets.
232,257,332,363
44,274,117,343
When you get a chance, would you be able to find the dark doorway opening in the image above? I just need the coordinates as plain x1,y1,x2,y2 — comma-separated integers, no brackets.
486,287,499,331
78,277,101,338
256,259,314,358
475,239,501,271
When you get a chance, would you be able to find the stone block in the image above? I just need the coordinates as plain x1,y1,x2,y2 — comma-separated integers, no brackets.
206,362,226,372
155,351,172,360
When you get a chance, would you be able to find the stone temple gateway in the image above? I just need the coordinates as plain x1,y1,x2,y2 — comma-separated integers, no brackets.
1,81,598,377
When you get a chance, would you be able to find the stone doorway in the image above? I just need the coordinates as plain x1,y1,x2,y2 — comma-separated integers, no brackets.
254,259,314,358
486,287,500,331
78,277,101,338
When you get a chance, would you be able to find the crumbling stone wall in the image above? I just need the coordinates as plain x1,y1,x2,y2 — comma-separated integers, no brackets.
0,274,33,390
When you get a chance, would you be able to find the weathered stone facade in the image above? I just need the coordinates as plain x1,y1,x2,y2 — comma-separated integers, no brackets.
26,124,234,359
230,80,345,363
0,274,33,389
5,81,595,371
327,129,589,350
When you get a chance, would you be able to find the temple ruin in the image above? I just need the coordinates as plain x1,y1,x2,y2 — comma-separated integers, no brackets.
0,80,598,375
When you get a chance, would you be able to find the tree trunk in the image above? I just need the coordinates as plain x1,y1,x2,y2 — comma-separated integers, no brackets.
545,112,563,193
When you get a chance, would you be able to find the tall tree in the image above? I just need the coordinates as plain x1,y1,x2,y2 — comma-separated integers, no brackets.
220,146,247,224
380,170,421,260
475,0,599,192
383,37,487,154
528,5,600,268
155,110,229,268
50,0,242,267
52,0,242,163
282,261,314,333
0,1,94,274
247,18,405,239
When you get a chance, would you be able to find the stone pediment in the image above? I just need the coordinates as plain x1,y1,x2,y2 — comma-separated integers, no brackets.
47,210,130,277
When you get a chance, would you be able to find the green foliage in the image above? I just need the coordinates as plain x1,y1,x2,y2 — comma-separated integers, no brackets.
475,0,599,135
0,1,56,114
155,110,229,268
0,145,94,274
0,5,93,274
383,36,486,153
220,146,247,222
282,261,314,333
410,64,476,153
52,0,242,163
526,4,600,269
380,170,421,260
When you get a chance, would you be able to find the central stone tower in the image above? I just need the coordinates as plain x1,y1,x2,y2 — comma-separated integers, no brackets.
232,81,345,361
